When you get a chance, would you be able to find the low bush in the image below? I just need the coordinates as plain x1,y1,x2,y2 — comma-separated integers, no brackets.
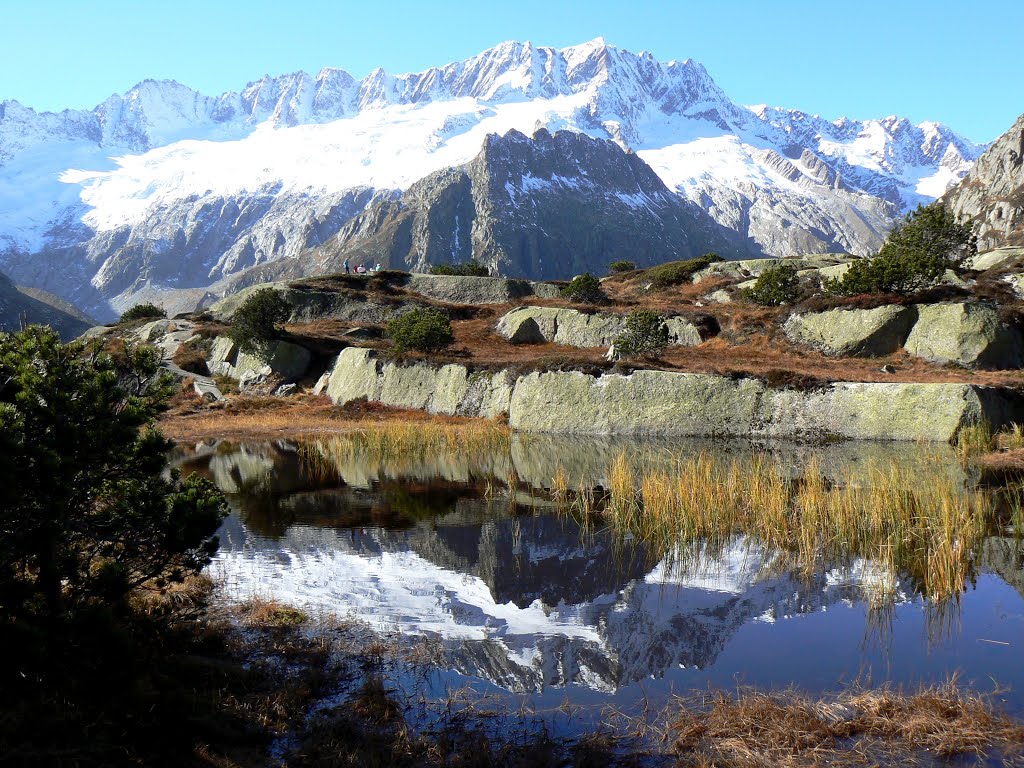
228,288,291,356
119,302,166,322
608,260,636,274
429,262,489,277
615,310,670,358
742,263,801,306
645,253,723,288
825,203,977,296
559,273,607,303
386,307,454,353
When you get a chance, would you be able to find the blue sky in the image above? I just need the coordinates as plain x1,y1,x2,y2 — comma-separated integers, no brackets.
1,0,1018,143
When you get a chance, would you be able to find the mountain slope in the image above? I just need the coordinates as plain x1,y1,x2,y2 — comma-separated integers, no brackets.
0,39,984,319
244,128,751,283
944,113,1024,250
0,269,95,339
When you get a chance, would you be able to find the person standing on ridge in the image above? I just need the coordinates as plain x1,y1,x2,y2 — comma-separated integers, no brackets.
343,258,350,274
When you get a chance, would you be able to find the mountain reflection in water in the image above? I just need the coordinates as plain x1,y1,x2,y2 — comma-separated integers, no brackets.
174,435,1024,710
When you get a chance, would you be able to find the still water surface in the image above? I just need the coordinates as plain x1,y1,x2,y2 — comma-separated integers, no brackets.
174,435,1024,724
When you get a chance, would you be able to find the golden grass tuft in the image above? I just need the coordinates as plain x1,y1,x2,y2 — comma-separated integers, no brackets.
238,597,309,629
589,451,998,602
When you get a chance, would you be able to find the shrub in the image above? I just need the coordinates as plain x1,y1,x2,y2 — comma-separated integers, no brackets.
614,310,670,358
386,307,454,353
119,302,166,322
742,263,801,306
645,253,724,288
560,273,607,304
228,288,291,356
826,203,977,296
608,260,636,274
429,262,489,277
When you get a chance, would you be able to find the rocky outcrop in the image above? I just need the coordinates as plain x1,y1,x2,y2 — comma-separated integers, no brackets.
944,113,1024,251
324,347,512,419
903,303,1024,369
208,281,410,325
401,273,560,304
496,306,702,348
325,348,1023,442
784,305,917,357
209,335,311,385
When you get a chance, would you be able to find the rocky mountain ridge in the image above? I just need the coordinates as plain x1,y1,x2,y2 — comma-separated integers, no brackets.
945,112,1024,250
0,39,985,319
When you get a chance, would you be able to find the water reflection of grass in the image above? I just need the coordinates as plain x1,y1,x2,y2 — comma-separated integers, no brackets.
566,450,1007,603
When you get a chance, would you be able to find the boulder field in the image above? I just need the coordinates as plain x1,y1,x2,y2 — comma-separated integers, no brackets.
323,347,1024,442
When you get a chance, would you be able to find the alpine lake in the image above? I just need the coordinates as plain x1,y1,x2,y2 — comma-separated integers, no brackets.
173,428,1024,749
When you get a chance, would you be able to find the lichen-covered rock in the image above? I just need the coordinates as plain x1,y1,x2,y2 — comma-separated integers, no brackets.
508,369,1017,441
496,307,623,347
210,335,237,367
497,306,703,348
403,273,560,304
784,305,916,357
134,319,170,343
232,340,311,382
904,303,1024,369
324,347,513,418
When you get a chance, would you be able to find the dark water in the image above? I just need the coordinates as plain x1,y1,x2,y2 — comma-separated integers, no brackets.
174,436,1024,726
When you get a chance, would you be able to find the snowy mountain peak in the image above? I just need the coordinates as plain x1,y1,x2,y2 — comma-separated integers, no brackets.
0,39,988,319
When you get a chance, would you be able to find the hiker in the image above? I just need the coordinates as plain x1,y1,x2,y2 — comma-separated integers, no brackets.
343,257,350,274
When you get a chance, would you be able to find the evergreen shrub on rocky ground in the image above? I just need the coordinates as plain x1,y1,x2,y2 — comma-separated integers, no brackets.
386,307,454,353
645,253,723,288
119,302,166,322
429,262,490,277
825,203,977,296
608,260,636,274
559,273,607,303
743,263,801,306
228,288,291,356
615,310,670,358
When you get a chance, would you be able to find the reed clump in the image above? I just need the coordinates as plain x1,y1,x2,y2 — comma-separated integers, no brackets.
595,451,996,602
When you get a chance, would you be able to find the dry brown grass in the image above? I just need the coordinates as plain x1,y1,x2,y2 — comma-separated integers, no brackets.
670,683,1024,766
159,392,482,441
237,597,309,629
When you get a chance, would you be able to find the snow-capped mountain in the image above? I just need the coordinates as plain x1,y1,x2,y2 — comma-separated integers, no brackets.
0,39,984,319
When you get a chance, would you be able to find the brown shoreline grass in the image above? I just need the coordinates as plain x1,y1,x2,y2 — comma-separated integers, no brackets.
670,682,1024,766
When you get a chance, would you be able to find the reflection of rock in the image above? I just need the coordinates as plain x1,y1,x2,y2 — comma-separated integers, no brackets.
982,537,1024,599
507,433,975,491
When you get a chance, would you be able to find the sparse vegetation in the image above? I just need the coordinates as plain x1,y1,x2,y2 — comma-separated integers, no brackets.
228,287,291,356
386,306,454,352
429,261,490,277
614,309,670,358
645,252,723,288
119,302,166,322
608,259,636,274
171,335,210,375
559,272,607,303
742,262,801,305
826,203,977,295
